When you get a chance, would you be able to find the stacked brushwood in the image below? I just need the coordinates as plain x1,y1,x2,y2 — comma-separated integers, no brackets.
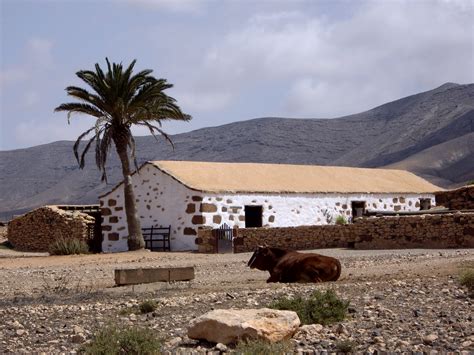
7,206,95,252
435,185,474,211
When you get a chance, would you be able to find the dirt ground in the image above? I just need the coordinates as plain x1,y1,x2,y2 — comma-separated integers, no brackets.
0,247,471,298
0,247,473,353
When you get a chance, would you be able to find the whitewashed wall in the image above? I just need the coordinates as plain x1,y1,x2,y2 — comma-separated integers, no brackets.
100,164,202,252
100,163,435,252
198,193,435,229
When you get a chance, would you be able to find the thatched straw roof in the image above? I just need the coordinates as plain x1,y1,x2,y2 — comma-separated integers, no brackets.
143,161,440,194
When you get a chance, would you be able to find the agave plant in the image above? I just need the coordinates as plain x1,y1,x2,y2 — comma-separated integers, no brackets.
55,58,190,250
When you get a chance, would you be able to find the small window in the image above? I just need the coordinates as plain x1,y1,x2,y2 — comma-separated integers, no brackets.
245,206,263,228
351,201,366,220
420,198,431,211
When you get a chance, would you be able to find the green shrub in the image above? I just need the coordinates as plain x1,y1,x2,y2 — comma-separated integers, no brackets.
335,215,348,225
118,307,134,316
139,300,157,314
335,339,356,353
466,180,474,186
49,237,90,255
270,289,349,325
234,338,293,355
80,324,161,354
0,240,13,250
459,268,474,296
119,300,158,316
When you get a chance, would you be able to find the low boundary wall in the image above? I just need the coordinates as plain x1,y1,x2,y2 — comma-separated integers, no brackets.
197,212,474,253
435,185,474,211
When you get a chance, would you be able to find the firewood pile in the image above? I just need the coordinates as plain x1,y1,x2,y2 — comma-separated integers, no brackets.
7,206,95,252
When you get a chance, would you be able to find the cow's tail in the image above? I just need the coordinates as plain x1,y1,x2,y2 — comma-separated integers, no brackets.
331,258,342,281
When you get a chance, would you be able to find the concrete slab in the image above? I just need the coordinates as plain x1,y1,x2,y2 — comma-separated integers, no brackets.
115,266,194,286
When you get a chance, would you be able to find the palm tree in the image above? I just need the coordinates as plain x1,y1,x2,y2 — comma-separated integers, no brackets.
55,58,191,250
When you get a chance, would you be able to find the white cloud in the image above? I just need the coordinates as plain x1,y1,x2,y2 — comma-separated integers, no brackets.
24,91,40,107
439,0,473,10
0,68,28,89
194,1,474,117
26,38,54,67
178,90,232,112
127,0,202,12
1,37,54,93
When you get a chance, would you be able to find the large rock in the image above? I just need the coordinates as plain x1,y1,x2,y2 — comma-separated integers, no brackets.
187,308,300,344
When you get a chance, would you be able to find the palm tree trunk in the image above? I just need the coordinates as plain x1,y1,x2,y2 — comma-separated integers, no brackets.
114,140,144,251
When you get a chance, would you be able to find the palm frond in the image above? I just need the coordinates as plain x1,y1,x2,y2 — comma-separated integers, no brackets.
55,103,105,123
138,122,175,149
95,126,113,182
73,126,97,166
79,134,98,169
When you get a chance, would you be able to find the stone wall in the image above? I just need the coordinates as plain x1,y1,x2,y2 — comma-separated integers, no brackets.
7,206,95,252
197,212,474,253
196,227,216,253
435,185,474,211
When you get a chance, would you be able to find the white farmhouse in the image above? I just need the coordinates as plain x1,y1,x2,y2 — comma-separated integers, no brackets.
99,161,440,252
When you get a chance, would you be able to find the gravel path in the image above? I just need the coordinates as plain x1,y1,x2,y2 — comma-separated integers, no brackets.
0,248,473,353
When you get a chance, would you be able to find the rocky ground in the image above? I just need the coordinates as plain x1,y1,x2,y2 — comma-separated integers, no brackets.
0,247,472,354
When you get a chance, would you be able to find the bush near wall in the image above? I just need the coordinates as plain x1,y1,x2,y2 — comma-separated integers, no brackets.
7,206,95,252
197,212,474,253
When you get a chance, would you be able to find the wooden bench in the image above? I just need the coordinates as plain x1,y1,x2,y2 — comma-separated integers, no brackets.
142,225,171,251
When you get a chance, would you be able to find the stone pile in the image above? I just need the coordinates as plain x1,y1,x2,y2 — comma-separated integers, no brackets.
7,206,95,252
435,185,474,210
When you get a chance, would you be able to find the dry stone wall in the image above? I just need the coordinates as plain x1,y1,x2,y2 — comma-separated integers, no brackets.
435,185,474,210
197,212,474,253
7,206,95,252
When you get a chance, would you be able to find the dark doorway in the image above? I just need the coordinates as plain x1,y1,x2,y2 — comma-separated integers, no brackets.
87,212,103,253
419,198,432,211
351,201,366,220
245,206,263,228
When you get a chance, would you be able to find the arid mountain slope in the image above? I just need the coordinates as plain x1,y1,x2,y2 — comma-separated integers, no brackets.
0,83,472,219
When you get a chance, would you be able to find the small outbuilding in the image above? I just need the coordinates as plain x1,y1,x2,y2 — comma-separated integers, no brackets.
100,161,440,252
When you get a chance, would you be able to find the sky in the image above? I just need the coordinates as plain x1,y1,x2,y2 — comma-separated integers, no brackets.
0,0,473,151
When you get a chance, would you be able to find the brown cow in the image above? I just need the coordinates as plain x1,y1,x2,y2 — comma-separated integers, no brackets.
247,246,341,283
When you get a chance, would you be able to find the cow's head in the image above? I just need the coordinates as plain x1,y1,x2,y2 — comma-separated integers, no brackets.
247,245,273,271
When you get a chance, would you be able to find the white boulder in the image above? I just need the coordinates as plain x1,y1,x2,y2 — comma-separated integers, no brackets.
187,308,300,344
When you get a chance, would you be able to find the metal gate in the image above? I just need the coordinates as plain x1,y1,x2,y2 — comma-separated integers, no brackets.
214,223,234,253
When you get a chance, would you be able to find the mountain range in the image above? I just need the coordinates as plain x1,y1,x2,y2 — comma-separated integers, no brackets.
1,82,473,220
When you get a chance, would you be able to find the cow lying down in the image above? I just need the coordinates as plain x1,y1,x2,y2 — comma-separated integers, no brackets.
247,246,341,283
